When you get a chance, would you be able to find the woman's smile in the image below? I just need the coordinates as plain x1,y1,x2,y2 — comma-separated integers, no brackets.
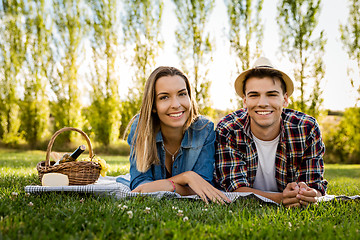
168,111,184,118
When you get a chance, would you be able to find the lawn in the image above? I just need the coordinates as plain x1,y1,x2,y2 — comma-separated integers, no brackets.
0,149,359,239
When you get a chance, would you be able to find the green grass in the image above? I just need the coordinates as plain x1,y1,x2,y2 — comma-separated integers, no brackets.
0,149,359,239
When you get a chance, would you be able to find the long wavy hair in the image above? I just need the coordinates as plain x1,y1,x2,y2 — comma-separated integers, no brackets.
134,66,199,172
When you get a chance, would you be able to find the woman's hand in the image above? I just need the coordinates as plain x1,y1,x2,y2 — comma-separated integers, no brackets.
132,171,231,204
177,171,231,205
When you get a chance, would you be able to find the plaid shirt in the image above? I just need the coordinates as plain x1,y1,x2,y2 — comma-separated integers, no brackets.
215,108,328,195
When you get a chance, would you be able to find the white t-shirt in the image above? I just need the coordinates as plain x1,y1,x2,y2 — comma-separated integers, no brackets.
252,133,280,192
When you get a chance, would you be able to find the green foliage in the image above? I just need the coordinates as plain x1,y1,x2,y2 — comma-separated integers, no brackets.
0,0,357,156
227,0,264,72
86,97,121,146
48,0,86,143
339,0,360,104
0,102,22,146
0,0,28,144
20,0,51,147
120,0,164,136
173,0,215,117
226,0,264,109
86,0,121,146
119,94,139,139
20,86,49,148
277,0,326,118
0,150,360,239
92,140,130,157
324,107,360,164
49,99,84,145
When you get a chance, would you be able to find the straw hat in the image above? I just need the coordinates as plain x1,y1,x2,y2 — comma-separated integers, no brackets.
234,57,294,98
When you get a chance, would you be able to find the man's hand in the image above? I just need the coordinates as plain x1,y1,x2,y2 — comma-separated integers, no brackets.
296,182,321,206
282,182,300,208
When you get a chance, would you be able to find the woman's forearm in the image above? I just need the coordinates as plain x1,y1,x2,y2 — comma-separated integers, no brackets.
132,176,195,196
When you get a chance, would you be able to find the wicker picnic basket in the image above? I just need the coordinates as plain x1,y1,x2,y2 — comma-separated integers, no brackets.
36,127,101,185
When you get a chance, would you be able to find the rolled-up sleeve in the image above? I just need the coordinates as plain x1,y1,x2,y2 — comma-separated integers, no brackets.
298,123,328,195
191,123,216,184
214,124,250,192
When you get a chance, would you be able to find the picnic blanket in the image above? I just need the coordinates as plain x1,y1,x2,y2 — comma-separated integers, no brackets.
25,175,360,205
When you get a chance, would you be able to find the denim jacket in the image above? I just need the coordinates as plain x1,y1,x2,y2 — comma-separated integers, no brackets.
128,115,216,190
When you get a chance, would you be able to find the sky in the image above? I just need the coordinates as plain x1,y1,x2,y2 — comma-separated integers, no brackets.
121,0,359,111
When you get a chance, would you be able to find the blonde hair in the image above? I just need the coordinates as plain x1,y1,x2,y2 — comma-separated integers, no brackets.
133,66,199,172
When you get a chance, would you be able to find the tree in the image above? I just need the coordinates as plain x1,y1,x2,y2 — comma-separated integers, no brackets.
226,0,264,108
277,0,326,118
0,0,28,144
172,0,215,116
227,0,264,71
49,0,86,143
86,0,121,146
339,0,360,105
20,0,50,147
120,0,164,136
324,107,360,164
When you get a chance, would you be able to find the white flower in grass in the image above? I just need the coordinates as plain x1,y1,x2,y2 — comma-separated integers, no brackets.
288,222,292,227
28,202,34,207
127,210,133,219
172,206,178,210
177,210,184,217
144,207,151,214
228,210,233,214
202,208,208,212
11,192,18,197
79,198,84,203
183,216,189,222
121,205,128,210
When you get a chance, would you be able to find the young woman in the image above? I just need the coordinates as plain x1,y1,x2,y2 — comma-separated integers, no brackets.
127,66,230,204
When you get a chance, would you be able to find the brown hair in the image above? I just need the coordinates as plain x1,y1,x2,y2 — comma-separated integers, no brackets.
133,66,199,172
243,68,287,96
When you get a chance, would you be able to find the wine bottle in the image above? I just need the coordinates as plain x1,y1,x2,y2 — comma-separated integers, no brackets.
59,145,86,164
68,145,86,161
54,153,70,166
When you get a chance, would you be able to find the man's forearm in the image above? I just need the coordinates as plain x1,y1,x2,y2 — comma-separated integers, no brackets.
234,186,283,204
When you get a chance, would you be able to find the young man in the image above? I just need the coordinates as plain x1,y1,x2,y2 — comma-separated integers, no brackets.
215,57,327,207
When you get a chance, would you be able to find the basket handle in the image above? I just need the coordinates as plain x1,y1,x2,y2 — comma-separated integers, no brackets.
45,127,93,167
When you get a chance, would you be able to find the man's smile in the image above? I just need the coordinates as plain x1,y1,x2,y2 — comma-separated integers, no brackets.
255,110,273,115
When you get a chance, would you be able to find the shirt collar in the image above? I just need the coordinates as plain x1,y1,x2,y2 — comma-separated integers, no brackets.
243,113,252,139
243,110,286,140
